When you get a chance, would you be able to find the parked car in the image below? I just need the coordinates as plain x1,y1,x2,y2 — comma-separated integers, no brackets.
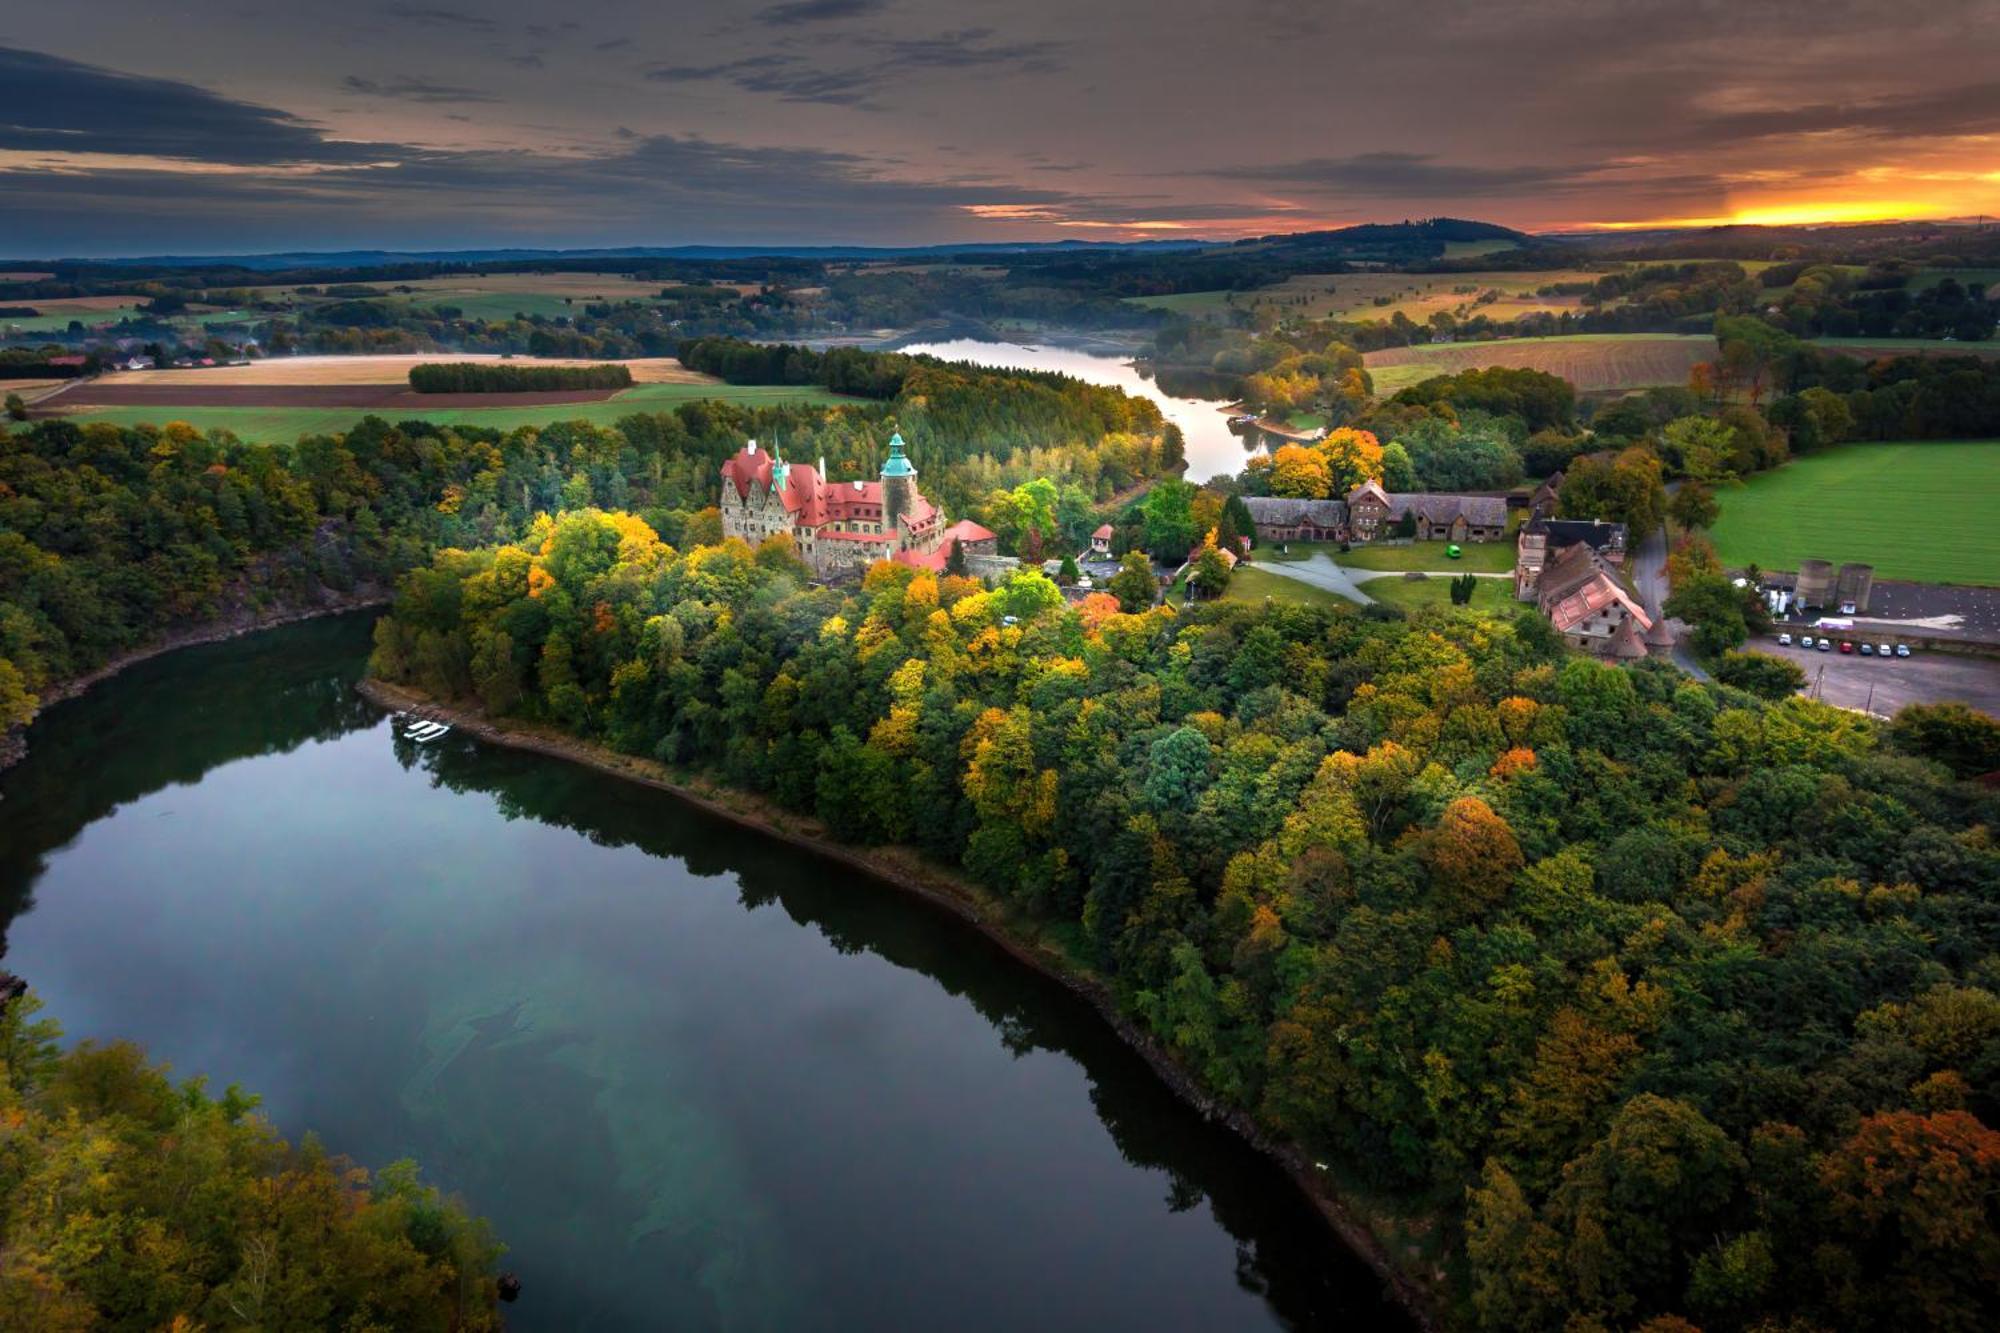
1778,632,1794,646
1878,643,1894,657
1860,643,1874,655
1799,635,1814,649
1839,641,1855,654
1818,639,1832,651
1895,644,1911,658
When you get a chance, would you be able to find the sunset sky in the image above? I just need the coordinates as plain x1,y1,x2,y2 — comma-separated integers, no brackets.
3,0,1997,256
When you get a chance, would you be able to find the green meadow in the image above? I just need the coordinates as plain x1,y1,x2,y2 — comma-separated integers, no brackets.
1708,440,2000,585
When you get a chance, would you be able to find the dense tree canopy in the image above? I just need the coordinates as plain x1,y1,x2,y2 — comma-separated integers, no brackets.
0,996,502,1328
374,509,2000,1332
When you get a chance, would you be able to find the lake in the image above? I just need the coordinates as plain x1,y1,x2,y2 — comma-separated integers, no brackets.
900,339,1268,483
0,614,1406,1332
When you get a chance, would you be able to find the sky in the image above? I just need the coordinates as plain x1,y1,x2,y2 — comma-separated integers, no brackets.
2,0,1997,257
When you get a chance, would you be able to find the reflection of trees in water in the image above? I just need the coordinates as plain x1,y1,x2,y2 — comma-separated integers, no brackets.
0,614,382,956
411,739,1408,1331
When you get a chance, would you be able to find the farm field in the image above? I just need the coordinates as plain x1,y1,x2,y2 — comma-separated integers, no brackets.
29,382,852,444
1708,441,2000,586
1363,574,1518,613
97,354,711,386
1364,334,1716,394
1131,268,1606,324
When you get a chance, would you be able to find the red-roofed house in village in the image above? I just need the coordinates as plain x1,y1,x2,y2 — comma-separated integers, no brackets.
720,433,997,579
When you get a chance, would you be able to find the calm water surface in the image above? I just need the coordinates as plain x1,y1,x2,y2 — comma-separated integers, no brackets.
0,614,1406,1331
901,338,1268,483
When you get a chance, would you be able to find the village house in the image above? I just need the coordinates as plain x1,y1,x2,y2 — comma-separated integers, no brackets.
1242,481,1507,547
1529,540,1667,660
1240,497,1347,544
1513,516,1628,599
1344,481,1508,543
1089,523,1114,557
720,434,997,579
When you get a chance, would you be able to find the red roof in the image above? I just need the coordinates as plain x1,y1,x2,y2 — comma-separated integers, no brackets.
1092,523,1114,539
941,518,996,544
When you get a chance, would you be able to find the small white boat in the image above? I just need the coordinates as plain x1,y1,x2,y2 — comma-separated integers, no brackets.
404,720,448,741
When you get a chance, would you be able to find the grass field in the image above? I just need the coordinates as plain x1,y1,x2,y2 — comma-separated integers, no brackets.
1363,575,1518,613
1364,334,1717,394
1811,337,2000,359
35,383,852,443
1336,539,1519,573
1222,565,1357,608
1708,441,2000,586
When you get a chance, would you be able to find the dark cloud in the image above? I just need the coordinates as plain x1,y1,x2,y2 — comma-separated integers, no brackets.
645,54,882,108
753,0,888,24
0,45,380,164
857,28,1063,73
1686,81,2000,145
594,37,633,51
341,74,501,103
642,27,1061,109
379,4,496,30
1206,152,1611,198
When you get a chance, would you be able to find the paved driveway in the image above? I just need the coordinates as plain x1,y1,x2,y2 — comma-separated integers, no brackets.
1761,634,2000,719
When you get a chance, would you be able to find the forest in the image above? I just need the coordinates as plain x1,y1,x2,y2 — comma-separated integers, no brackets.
0,994,504,1327
368,507,2000,1332
0,358,1178,741
408,361,634,393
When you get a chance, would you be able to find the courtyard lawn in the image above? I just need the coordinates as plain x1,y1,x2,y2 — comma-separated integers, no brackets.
1364,575,1519,613
1336,539,1517,574
1708,441,2000,586
1223,565,1357,609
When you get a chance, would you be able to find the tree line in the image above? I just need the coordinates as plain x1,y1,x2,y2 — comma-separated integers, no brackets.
373,509,2000,1332
408,361,634,393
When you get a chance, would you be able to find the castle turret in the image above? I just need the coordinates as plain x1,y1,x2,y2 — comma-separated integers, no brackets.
880,431,916,533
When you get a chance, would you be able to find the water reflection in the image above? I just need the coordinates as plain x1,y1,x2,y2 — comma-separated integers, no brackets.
900,339,1270,483
0,615,1408,1332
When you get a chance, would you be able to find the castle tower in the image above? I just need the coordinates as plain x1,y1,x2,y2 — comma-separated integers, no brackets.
880,431,916,535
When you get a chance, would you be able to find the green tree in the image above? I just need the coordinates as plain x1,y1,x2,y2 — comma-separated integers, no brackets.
1141,479,1199,557
1108,550,1158,612
1888,701,2000,777
1667,480,1719,532
3,392,25,422
1714,650,1804,700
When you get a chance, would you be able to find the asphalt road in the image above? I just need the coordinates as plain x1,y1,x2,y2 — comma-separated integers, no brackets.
1762,633,2000,718
1628,520,1708,679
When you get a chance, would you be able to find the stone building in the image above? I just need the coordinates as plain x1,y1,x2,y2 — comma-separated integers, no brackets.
1343,481,1508,543
1242,481,1508,547
720,434,996,579
1530,541,1660,659
1513,517,1628,600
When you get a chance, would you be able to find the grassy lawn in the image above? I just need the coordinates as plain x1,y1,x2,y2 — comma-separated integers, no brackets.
1123,289,1234,314
1336,539,1517,573
1708,440,2000,586
1221,565,1358,608
42,383,852,444
1364,575,1518,613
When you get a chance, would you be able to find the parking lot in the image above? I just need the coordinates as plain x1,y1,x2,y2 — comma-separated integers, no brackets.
1758,633,2000,719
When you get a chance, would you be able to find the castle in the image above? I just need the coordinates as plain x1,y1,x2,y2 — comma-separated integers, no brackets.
720,433,997,579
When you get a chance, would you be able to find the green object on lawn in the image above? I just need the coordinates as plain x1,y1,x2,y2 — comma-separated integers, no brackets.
1446,544,1463,558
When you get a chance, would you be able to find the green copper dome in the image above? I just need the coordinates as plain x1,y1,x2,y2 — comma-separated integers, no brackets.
880,431,916,479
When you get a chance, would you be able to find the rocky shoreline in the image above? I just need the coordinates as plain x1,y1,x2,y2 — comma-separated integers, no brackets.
356,675,1449,1331
0,589,389,777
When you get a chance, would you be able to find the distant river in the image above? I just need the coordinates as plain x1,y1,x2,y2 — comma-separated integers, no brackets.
900,339,1266,483
0,614,1406,1332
